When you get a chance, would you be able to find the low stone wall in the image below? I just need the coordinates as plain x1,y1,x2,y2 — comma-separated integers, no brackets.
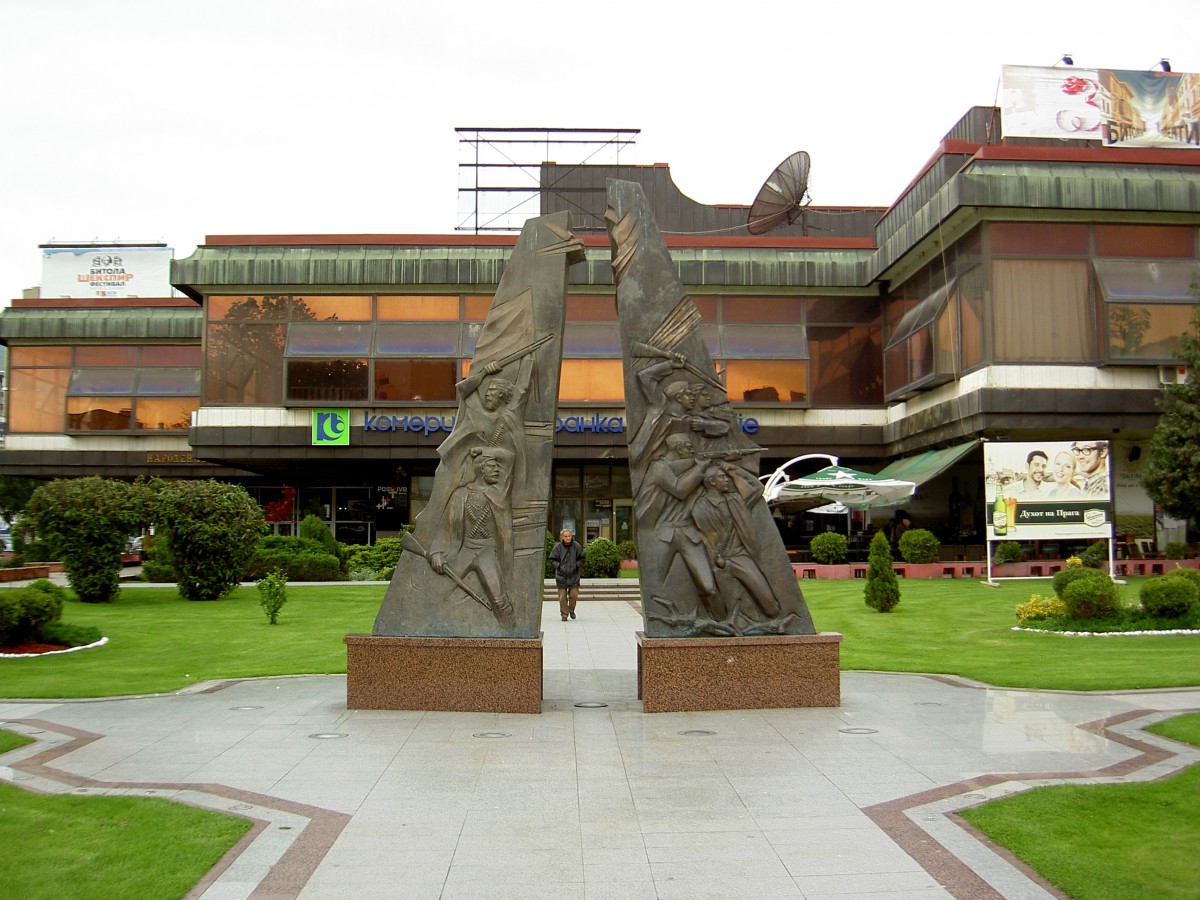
0,566,51,583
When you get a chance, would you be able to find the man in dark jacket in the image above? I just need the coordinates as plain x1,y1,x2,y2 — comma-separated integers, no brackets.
549,528,585,621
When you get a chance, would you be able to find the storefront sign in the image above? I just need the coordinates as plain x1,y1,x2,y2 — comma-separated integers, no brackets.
312,409,350,446
361,411,760,438
983,440,1113,541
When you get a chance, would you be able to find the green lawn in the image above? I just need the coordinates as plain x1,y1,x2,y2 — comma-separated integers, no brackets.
3,577,1199,697
960,712,1200,899
799,576,1200,691
0,770,252,900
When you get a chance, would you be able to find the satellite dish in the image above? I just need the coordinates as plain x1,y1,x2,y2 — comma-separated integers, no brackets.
747,151,811,235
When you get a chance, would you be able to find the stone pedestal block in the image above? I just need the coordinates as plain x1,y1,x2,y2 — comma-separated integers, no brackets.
636,631,842,712
345,634,543,713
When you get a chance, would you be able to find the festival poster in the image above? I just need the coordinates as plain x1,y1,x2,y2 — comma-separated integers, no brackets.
983,440,1113,541
1001,65,1200,148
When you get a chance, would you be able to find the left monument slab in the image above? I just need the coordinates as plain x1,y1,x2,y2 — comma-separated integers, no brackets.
346,213,584,712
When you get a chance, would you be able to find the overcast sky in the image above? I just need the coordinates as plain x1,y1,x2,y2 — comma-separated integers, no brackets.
0,0,1195,302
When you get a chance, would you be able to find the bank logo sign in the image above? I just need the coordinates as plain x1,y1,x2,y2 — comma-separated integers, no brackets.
312,409,350,446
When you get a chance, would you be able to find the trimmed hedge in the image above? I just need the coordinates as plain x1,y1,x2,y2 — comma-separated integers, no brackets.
1140,576,1199,619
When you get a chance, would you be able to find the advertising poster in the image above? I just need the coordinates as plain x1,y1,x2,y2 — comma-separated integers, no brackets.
1001,65,1200,148
40,245,174,298
983,440,1113,542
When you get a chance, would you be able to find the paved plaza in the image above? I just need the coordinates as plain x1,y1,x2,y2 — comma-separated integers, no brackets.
3,598,1200,899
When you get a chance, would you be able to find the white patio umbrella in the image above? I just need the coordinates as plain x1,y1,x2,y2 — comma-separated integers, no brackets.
761,454,916,511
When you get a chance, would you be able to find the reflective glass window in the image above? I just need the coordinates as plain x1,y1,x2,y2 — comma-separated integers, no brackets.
566,295,618,321
691,296,718,321
992,259,1092,362
808,325,883,406
373,359,458,402
142,345,202,366
558,360,625,402
807,296,880,324
464,295,492,320
378,295,460,321
1094,259,1199,302
554,465,582,494
1106,304,1198,360
9,346,71,367
8,368,69,432
990,222,1089,255
137,368,202,395
1094,225,1195,258
207,295,290,322
724,360,808,403
721,296,805,323
67,398,133,431
286,322,372,355
69,368,137,394
721,324,809,358
286,359,369,402
296,295,372,320
75,346,137,366
374,322,460,355
136,397,198,430
205,322,284,404
563,322,622,357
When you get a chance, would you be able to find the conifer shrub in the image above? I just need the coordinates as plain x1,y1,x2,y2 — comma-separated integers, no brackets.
864,530,900,613
617,540,638,561
992,541,1024,565
1052,565,1110,600
1080,539,1109,569
810,532,848,564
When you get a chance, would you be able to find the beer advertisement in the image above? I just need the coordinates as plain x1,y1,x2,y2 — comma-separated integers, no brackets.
983,440,1113,541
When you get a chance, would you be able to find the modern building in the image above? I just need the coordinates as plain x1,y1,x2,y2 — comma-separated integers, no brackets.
2,92,1198,551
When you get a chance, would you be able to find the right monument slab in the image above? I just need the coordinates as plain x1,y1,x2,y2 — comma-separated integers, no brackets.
605,179,840,710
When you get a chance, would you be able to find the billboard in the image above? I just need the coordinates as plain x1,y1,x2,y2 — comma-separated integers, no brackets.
40,244,173,298
983,440,1113,542
1001,65,1200,148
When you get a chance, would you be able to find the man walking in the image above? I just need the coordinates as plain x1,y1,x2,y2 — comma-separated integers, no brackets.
549,529,585,621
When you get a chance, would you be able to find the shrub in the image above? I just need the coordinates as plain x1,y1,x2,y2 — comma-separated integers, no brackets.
0,586,62,644
617,539,638,561
140,533,176,582
1140,576,1199,619
810,532,848,565
1015,593,1068,623
582,538,621,578
992,541,1024,565
344,536,405,579
299,515,339,555
1061,574,1118,620
23,477,151,603
38,621,102,647
1051,565,1106,599
152,479,266,602
1080,539,1108,569
256,570,289,625
864,530,900,613
898,528,940,564
3,554,25,568
544,531,556,578
1164,567,1200,590
1165,542,1194,559
1065,555,1083,568
244,547,342,582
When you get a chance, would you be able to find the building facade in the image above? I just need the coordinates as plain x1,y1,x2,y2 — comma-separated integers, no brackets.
2,107,1197,549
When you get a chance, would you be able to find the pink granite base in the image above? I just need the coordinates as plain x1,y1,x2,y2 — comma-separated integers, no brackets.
344,633,543,713
636,631,842,712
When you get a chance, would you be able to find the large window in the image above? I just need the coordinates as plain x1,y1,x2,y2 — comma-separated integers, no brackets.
1095,259,1200,361
8,344,200,433
992,259,1093,362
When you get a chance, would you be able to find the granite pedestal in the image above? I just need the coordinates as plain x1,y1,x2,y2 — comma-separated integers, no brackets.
636,631,842,712
345,633,543,713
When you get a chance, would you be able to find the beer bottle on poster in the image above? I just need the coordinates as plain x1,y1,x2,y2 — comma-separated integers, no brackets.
992,482,1008,536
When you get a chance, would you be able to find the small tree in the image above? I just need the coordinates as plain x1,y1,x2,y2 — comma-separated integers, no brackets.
152,479,266,601
299,514,339,555
256,570,289,624
23,477,151,603
1143,302,1200,530
864,529,900,612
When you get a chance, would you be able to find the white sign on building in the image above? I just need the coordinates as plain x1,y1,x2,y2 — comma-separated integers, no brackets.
40,244,174,298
